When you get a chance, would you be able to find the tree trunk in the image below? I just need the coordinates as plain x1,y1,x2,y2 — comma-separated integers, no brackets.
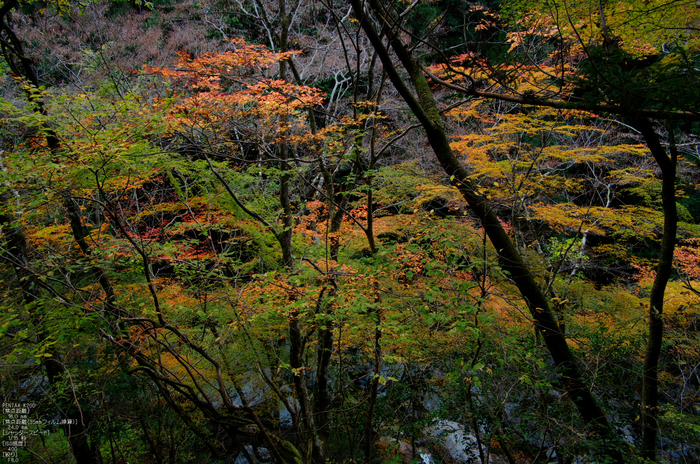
63,194,120,321
277,0,295,270
289,304,326,463
363,282,381,461
313,285,336,456
632,118,678,462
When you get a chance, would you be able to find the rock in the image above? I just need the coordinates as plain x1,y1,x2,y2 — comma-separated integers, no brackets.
234,446,270,464
429,420,485,463
280,397,297,429
618,424,635,445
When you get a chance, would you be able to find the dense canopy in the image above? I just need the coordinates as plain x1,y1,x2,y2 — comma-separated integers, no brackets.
0,1,699,463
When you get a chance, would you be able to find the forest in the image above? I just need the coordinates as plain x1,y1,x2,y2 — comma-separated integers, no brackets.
0,0,699,463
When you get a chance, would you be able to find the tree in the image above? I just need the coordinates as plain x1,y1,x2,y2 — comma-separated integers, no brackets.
500,3,698,459
349,0,700,461
146,41,323,267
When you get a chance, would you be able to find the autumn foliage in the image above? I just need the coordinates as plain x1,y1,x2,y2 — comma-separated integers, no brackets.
0,1,699,464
